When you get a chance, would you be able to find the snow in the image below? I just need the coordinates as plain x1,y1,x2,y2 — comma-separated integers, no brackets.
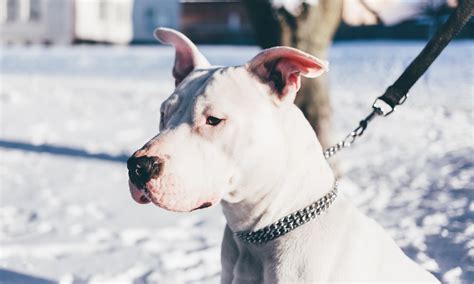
0,40,473,283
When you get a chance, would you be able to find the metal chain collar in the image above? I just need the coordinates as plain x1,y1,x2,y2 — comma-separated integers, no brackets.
235,182,338,245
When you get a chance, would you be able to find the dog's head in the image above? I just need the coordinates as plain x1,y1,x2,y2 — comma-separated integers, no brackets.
127,28,328,212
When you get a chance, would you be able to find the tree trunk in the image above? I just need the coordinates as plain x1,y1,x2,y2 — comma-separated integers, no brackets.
242,0,343,150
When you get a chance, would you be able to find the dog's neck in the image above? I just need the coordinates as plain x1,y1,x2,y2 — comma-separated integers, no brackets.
221,105,335,233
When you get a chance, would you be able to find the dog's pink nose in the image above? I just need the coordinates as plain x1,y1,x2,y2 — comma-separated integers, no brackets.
127,155,162,189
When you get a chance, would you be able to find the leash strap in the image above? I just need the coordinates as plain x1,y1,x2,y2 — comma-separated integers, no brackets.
324,0,474,159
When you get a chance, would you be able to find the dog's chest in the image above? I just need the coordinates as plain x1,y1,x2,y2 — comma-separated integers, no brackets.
231,232,325,283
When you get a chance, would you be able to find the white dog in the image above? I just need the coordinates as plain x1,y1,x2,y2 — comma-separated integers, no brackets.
127,28,439,283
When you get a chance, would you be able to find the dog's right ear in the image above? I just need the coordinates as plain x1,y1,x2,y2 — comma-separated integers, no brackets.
154,28,210,86
246,47,328,105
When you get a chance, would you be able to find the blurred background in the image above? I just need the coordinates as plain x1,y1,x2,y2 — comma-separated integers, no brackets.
0,0,473,283
0,0,472,45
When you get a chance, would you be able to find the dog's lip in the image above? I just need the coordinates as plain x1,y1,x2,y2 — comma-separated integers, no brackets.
134,189,151,204
139,190,152,203
191,202,213,211
130,179,219,212
129,180,151,204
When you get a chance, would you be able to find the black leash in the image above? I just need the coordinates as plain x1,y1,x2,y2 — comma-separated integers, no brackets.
324,0,474,159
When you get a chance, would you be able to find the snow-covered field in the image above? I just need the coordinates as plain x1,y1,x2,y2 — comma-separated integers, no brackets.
0,41,473,283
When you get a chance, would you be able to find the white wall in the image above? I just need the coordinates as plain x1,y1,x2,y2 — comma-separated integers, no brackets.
75,0,180,44
0,0,74,44
75,0,134,44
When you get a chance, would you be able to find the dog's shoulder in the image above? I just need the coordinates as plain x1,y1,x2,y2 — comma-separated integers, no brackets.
270,195,439,282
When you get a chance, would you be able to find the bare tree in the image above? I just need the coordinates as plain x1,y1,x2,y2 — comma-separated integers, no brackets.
243,0,343,149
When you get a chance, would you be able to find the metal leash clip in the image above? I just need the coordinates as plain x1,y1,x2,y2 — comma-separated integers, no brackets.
372,98,394,116
372,93,409,117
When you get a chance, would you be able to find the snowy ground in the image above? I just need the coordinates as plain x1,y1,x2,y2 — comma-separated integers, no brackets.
0,41,473,283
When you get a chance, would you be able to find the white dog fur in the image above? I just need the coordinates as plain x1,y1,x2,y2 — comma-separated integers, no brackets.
128,28,439,283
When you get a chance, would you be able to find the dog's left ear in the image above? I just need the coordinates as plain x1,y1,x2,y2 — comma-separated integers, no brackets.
154,27,210,86
246,47,328,104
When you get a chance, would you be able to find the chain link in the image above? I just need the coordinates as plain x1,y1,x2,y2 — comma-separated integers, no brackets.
323,129,359,159
324,108,382,159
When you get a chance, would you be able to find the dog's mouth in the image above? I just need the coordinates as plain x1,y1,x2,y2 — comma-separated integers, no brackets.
140,188,153,203
129,180,152,204
128,179,219,211
192,202,213,211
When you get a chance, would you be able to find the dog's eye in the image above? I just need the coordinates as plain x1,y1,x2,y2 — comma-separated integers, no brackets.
206,116,223,126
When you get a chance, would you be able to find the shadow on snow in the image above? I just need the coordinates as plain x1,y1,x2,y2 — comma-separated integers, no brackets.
0,139,128,163
0,268,56,284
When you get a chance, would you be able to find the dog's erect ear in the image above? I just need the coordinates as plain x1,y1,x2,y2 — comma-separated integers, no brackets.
246,47,328,103
154,27,210,86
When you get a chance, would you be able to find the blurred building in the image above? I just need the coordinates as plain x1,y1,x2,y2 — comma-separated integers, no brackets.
75,0,133,44
181,0,253,44
75,0,179,44
132,0,179,43
181,0,472,43
0,0,180,44
0,0,74,44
